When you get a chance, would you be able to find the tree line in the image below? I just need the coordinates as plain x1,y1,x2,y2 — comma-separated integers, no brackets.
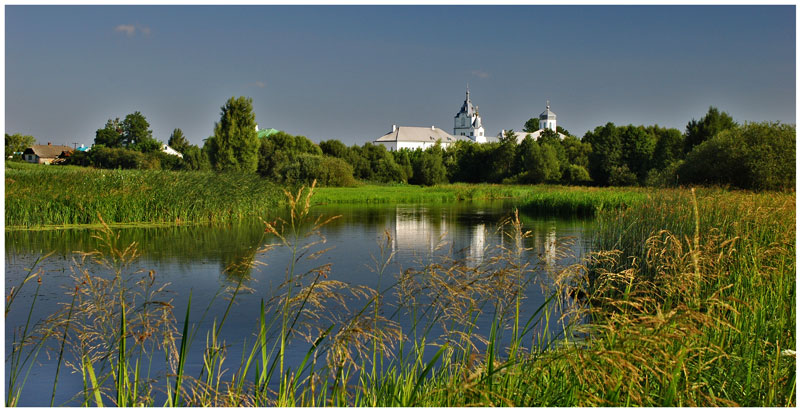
15,96,793,191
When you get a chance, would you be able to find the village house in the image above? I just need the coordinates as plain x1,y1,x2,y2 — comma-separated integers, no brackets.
22,143,73,164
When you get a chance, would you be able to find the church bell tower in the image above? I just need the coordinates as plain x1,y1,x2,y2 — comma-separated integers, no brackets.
453,86,486,143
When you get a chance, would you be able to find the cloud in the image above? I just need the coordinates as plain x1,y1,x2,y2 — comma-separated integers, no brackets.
254,81,266,88
471,70,490,79
114,24,151,37
114,24,136,37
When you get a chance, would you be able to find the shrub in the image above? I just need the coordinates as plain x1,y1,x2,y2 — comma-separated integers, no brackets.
607,164,638,186
563,164,591,184
148,151,184,171
89,147,149,169
257,131,322,179
65,150,92,167
279,154,356,187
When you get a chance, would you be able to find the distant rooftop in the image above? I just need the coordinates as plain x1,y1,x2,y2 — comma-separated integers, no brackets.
375,126,469,143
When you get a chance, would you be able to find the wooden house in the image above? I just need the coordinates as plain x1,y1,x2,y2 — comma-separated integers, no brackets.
22,143,74,164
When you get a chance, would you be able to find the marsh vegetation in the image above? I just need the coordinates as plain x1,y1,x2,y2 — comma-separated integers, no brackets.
5,183,795,406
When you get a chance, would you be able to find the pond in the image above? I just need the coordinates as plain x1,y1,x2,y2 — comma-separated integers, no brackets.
5,200,595,406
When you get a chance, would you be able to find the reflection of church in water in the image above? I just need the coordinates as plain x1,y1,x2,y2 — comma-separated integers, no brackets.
388,206,558,267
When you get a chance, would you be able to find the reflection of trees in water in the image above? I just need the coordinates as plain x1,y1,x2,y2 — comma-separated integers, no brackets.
6,222,269,279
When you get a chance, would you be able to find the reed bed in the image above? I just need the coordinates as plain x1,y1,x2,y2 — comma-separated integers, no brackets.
5,183,795,406
5,163,283,228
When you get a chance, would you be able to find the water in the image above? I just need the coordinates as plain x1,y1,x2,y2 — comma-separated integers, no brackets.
5,200,594,406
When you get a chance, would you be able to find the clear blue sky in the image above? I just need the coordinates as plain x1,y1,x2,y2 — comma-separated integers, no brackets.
5,5,796,147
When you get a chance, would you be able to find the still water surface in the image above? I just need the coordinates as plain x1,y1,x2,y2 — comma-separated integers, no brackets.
6,201,594,406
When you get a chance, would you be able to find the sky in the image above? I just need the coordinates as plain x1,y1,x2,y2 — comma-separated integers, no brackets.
5,5,796,147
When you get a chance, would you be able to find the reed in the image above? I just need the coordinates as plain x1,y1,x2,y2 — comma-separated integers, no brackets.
5,163,283,228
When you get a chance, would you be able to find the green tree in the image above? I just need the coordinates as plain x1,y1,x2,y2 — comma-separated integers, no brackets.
678,122,795,191
410,145,447,186
515,136,538,175
122,111,160,152
392,149,414,182
256,131,322,179
491,130,518,182
367,144,405,183
5,133,35,159
684,106,737,154
648,125,684,170
319,139,348,158
523,118,540,133
449,141,493,182
95,118,124,148
500,129,518,145
620,125,656,184
181,145,211,171
168,128,190,153
514,136,561,184
583,122,623,186
344,145,371,180
208,96,260,173
561,135,592,168
539,128,568,180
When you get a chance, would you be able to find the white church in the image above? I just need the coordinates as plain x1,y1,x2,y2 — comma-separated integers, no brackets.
498,100,569,144
452,86,487,143
374,87,565,150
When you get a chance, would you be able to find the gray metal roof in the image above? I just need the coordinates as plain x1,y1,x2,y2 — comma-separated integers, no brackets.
455,87,476,117
539,102,557,120
539,108,557,120
375,126,469,143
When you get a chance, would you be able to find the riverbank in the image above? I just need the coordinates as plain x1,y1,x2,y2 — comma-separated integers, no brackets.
6,163,647,228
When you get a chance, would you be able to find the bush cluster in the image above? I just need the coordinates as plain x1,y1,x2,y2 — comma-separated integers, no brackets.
675,122,795,191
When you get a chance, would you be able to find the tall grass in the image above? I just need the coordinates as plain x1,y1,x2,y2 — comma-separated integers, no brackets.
5,163,283,228
6,184,795,406
584,187,796,406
